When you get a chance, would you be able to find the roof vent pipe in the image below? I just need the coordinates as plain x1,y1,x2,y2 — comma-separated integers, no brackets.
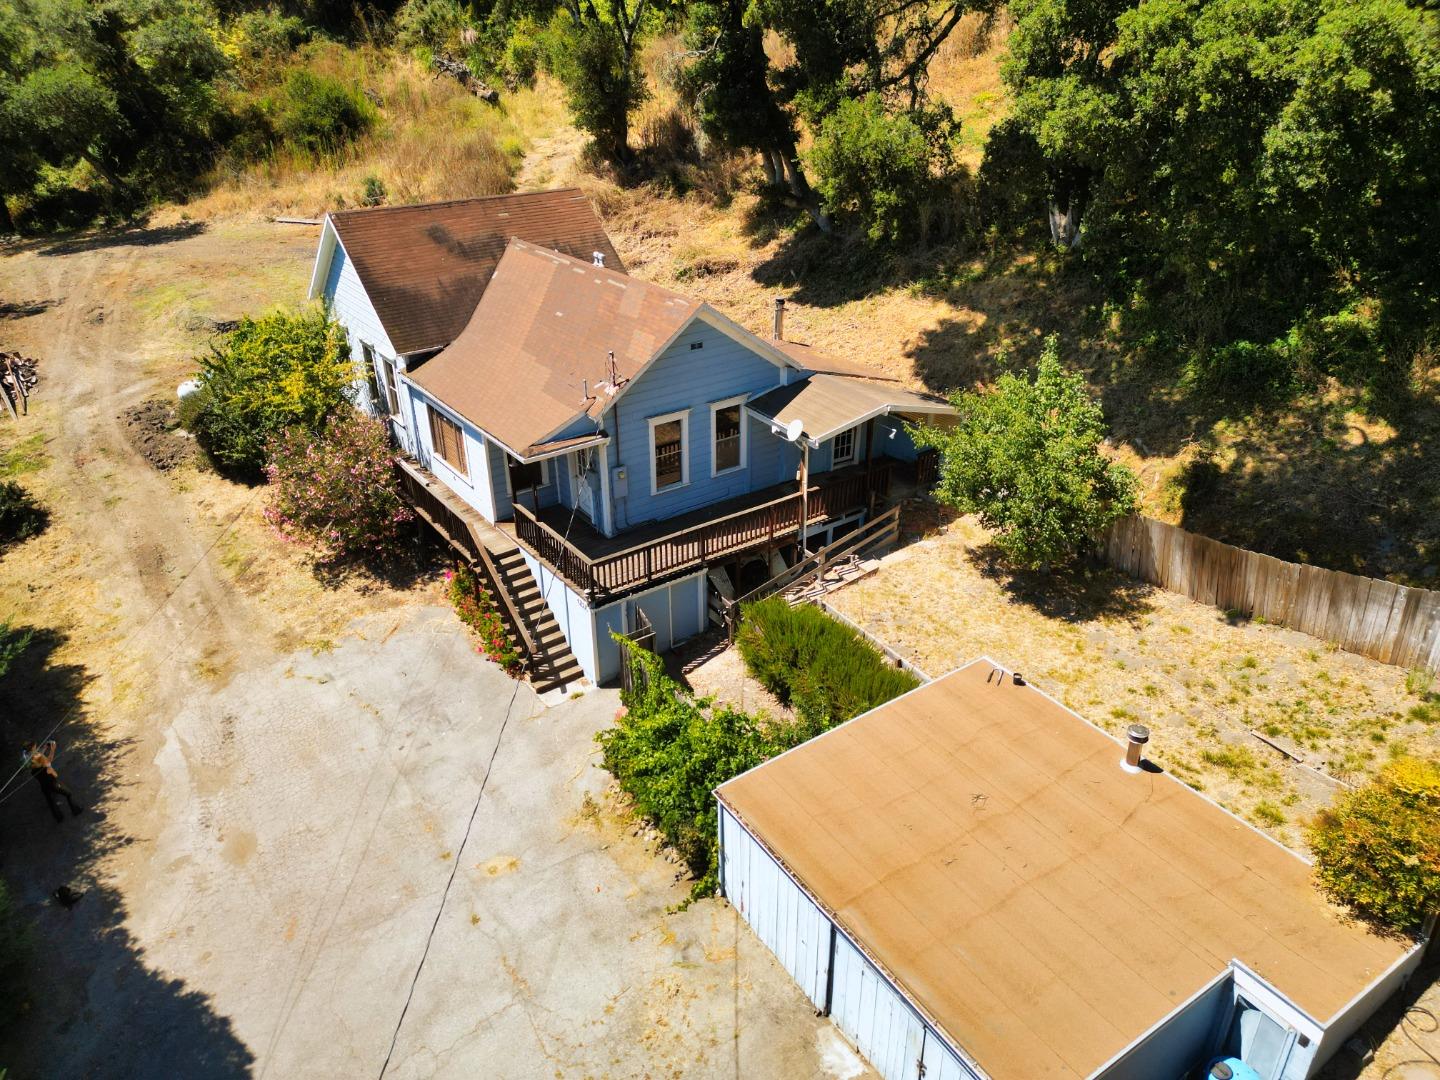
772,297,786,341
593,251,605,267
1121,724,1150,773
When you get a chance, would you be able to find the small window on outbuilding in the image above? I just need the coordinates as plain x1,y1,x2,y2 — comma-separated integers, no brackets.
428,407,467,475
832,425,858,466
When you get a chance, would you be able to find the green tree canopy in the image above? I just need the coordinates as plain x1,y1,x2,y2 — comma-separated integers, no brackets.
914,336,1138,569
1001,0,1439,359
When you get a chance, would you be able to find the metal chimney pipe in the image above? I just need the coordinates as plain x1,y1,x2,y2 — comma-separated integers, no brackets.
593,251,605,267
1122,724,1150,773
772,297,786,341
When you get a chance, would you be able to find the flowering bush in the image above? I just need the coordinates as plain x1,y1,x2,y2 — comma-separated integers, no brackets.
447,564,522,673
263,412,414,566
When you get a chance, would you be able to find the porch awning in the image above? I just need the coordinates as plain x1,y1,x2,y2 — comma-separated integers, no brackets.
746,374,954,446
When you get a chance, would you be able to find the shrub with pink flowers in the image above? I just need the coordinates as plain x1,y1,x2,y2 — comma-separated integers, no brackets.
447,565,522,673
263,412,415,566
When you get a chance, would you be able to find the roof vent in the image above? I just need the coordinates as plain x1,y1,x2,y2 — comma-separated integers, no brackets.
593,251,606,267
772,297,786,341
1121,724,1150,773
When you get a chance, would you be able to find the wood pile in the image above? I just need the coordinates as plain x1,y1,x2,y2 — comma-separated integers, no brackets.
0,351,37,418
431,52,498,103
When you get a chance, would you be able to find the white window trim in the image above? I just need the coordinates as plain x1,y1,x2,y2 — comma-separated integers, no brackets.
427,403,470,481
709,395,748,477
832,425,859,466
648,408,690,495
502,454,550,496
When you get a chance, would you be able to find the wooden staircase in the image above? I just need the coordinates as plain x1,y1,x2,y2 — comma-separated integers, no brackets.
395,457,584,695
490,547,585,695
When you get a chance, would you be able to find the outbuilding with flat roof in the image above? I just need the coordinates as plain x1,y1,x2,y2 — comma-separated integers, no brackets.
715,659,1428,1080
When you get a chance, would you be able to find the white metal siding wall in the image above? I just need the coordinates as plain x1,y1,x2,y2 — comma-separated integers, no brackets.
831,932,926,1080
719,807,830,1009
720,807,983,1080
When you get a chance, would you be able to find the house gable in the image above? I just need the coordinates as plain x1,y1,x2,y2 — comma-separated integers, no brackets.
606,318,790,528
310,219,397,360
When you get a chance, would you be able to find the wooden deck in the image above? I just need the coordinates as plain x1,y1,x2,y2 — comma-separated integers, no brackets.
506,462,893,601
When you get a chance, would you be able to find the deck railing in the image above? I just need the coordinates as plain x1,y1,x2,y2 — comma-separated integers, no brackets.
513,463,892,600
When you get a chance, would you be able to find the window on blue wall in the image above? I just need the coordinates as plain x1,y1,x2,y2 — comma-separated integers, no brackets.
650,410,689,492
711,396,746,476
832,425,858,465
509,457,548,493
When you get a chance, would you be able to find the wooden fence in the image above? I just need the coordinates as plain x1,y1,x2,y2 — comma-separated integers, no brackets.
1101,516,1440,673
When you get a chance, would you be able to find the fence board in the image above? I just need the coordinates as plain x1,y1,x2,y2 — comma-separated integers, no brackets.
1101,516,1440,673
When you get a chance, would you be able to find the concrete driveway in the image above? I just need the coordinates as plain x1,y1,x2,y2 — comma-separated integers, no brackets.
2,606,868,1079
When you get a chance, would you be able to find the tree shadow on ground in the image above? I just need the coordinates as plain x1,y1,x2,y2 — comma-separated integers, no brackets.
965,545,1156,624
308,527,451,594
23,220,207,259
0,627,253,1079
0,297,62,320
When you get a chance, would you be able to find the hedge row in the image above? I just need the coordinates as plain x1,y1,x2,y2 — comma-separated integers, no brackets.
736,597,920,734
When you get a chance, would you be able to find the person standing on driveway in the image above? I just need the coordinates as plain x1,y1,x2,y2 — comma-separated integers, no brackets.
21,740,84,822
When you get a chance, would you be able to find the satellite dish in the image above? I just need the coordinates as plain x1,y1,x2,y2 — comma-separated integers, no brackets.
784,418,804,443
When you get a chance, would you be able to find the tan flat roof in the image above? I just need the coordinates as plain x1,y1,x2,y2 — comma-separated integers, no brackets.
717,661,1411,1079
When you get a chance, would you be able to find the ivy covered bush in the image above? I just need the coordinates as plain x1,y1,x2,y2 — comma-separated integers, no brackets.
188,308,354,477
1309,755,1440,932
447,564,521,673
263,412,413,567
598,640,781,897
737,597,920,733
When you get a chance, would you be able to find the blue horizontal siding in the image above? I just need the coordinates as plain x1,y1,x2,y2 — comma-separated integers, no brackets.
609,320,785,530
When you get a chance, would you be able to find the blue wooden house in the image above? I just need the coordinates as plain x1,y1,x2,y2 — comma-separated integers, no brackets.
310,191,952,689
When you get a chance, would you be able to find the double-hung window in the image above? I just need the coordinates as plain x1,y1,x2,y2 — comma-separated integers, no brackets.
649,409,689,493
710,396,746,476
428,406,467,476
832,425,858,466
364,342,400,416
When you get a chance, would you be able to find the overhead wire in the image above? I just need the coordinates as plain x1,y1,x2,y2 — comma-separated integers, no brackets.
375,416,600,1079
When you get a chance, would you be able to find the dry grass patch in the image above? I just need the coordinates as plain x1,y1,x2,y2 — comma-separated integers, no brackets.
826,513,1440,851
179,45,568,222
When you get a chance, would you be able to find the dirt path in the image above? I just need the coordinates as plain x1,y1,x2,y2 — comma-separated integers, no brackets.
515,124,587,192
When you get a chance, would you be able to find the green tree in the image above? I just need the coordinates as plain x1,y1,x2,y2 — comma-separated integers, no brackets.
1309,756,1440,932
188,309,355,477
542,0,655,165
679,0,983,233
915,336,1138,569
1000,0,1439,359
808,93,955,244
0,0,233,222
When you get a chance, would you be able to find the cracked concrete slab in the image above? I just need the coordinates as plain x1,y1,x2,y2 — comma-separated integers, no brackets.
5,606,871,1079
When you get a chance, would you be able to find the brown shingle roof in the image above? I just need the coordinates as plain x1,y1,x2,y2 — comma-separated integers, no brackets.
328,189,622,356
746,373,953,443
717,661,1411,1080
408,239,702,457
